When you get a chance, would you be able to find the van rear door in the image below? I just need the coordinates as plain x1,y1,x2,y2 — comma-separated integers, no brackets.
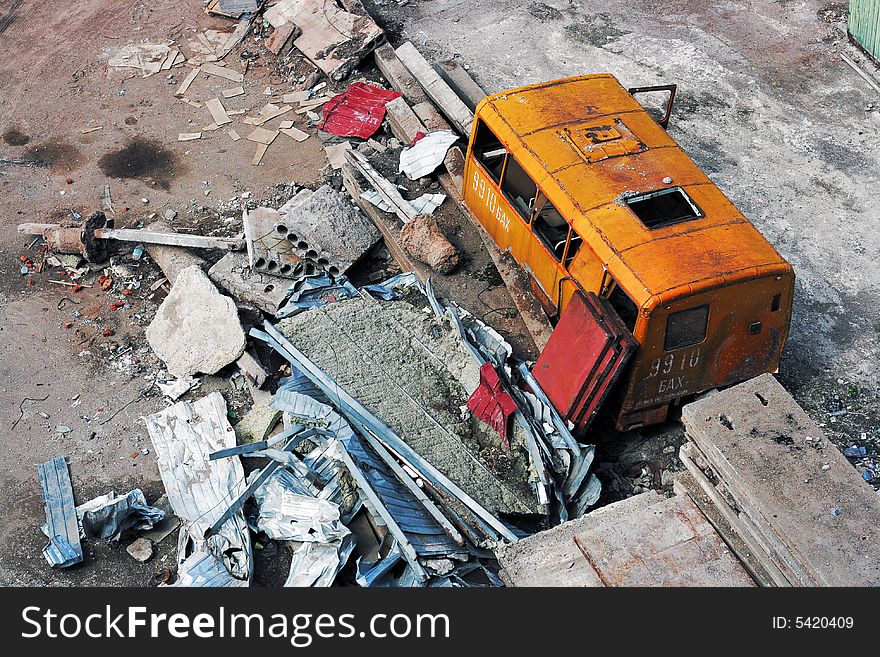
533,290,638,434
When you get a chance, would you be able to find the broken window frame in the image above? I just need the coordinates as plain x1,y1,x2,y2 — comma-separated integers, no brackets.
599,271,639,331
471,119,507,184
529,192,578,265
624,186,703,230
499,154,537,221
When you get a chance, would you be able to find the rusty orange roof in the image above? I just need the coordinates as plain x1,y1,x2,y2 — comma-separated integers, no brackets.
474,74,791,309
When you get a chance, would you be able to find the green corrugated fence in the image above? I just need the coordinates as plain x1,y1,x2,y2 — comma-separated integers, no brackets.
850,0,880,61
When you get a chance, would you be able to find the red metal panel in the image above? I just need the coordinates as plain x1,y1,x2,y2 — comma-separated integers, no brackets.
318,82,402,139
467,362,519,447
533,291,637,434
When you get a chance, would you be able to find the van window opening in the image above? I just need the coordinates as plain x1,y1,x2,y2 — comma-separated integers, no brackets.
564,232,583,267
625,187,702,229
665,304,710,351
500,155,537,220
600,273,638,331
473,119,506,183
533,200,569,261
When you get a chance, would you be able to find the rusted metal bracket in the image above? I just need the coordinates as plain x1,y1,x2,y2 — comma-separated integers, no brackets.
627,84,677,129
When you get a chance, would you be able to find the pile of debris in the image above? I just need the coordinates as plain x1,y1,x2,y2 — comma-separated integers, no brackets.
140,273,602,586
31,5,604,587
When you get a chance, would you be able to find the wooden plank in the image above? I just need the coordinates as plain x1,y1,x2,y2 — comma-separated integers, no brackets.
571,493,754,587
434,59,487,111
246,127,280,145
384,96,426,143
178,132,202,141
252,143,269,165
200,61,244,82
283,90,311,103
228,129,241,141
243,103,293,125
280,127,310,142
346,150,417,223
94,228,244,250
205,98,232,126
677,445,789,587
682,373,880,586
496,493,665,587
395,41,475,136
374,42,429,105
341,162,426,281
221,85,245,98
175,67,200,97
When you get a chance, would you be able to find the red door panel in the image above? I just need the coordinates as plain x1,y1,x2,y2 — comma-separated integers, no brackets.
533,291,638,434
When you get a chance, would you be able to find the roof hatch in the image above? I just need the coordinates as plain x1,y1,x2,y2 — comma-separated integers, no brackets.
624,186,702,229
559,118,646,164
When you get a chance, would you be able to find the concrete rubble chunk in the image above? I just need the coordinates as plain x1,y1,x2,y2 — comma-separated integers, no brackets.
126,537,154,563
146,265,246,377
208,252,291,315
681,373,880,586
234,397,282,443
399,214,460,274
496,491,754,587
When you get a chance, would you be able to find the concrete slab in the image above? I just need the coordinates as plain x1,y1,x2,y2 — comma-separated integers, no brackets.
498,491,753,587
682,373,880,586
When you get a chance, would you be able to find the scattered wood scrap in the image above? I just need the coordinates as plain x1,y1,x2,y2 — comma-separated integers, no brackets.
200,62,245,83
243,103,293,125
222,86,245,98
178,132,202,141
205,98,232,126
264,0,383,81
280,127,309,142
176,68,201,97
252,143,269,165
246,127,280,146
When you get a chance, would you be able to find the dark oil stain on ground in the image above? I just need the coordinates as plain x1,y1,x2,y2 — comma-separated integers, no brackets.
2,128,29,146
0,0,24,35
23,142,84,171
98,138,179,190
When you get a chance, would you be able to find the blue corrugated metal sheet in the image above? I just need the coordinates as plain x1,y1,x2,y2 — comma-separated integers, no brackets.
850,0,880,61
37,456,83,568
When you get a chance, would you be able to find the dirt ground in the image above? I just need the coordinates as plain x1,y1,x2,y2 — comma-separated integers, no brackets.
0,0,877,586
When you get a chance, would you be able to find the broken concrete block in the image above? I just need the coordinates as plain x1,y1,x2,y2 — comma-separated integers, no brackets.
234,397,283,444
146,265,246,377
399,214,460,274
246,185,380,280
126,537,154,563
208,252,291,315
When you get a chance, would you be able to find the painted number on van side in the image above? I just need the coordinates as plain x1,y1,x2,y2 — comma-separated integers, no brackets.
646,348,701,379
472,169,511,232
639,349,702,405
